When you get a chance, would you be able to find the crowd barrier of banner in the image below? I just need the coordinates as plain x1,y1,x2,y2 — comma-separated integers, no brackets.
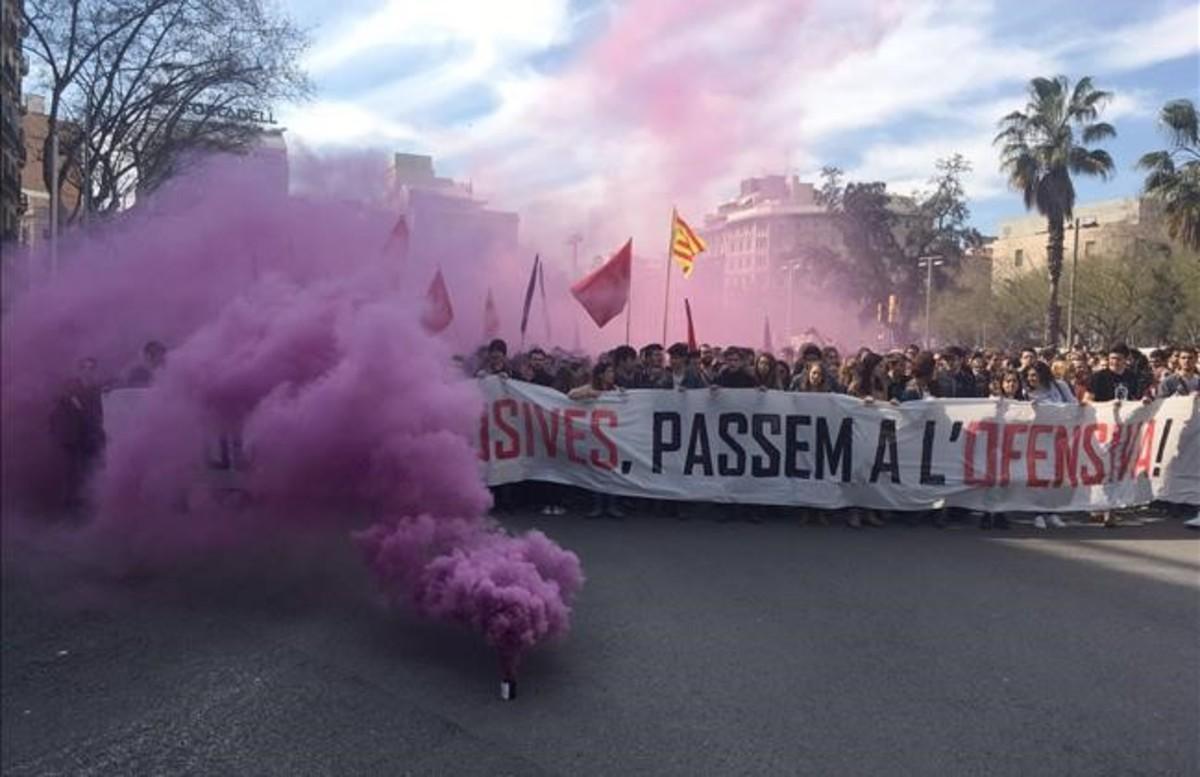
478,377,1200,512
101,381,1200,513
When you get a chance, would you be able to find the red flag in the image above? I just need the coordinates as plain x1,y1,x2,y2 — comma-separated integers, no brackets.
571,238,631,328
422,269,453,333
386,213,409,257
483,288,500,339
684,298,697,352
520,255,539,337
763,315,773,353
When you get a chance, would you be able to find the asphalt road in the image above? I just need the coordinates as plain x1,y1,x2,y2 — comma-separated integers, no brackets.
3,508,1198,776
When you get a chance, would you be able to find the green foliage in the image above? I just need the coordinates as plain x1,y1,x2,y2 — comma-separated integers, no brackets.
814,156,979,340
935,250,1200,349
908,154,984,266
929,257,999,347
995,75,1117,344
1138,99,1200,252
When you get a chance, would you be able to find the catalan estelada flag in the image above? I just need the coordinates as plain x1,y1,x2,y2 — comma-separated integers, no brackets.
670,209,707,278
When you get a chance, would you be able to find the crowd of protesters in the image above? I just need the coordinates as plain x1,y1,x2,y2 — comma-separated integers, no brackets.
465,337,1200,528
49,334,1197,524
465,337,1199,404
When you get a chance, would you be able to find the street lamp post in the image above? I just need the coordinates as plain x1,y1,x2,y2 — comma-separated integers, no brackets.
49,129,58,276
917,255,944,350
781,260,804,347
1065,217,1099,350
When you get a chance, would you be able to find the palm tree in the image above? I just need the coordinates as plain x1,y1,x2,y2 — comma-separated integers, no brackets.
995,76,1116,346
1138,99,1200,252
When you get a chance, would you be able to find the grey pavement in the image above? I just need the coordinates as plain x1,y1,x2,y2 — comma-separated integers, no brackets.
3,508,1198,776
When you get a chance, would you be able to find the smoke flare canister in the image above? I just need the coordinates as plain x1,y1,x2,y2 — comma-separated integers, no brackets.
500,678,517,701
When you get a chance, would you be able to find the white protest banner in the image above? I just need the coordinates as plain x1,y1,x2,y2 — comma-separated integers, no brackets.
478,377,1200,512
102,388,250,494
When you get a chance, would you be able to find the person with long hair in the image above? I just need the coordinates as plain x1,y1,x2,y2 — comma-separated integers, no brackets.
846,352,888,401
843,352,888,528
772,359,791,392
791,360,838,393
1024,361,1075,404
899,351,938,401
991,369,1025,400
754,352,783,390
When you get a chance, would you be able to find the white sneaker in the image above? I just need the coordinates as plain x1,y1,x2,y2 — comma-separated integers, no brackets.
1033,515,1047,529
1048,515,1067,528
1184,515,1200,530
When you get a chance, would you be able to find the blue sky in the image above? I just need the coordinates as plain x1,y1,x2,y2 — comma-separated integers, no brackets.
278,0,1199,249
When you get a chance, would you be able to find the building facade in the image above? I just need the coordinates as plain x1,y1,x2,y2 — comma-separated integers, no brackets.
1,0,26,242
19,94,80,249
700,175,846,344
390,153,518,265
991,197,1172,284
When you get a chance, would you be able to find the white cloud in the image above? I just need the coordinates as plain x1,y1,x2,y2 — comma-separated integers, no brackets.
296,0,572,129
280,0,1190,248
846,82,1157,205
304,0,569,73
850,132,1008,201
277,100,420,147
1091,3,1200,72
783,1,1061,142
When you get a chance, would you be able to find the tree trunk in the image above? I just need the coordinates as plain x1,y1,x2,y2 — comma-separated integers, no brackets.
1044,215,1065,346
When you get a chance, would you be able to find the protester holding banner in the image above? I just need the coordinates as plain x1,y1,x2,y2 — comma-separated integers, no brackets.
754,353,784,390
1086,344,1143,402
847,352,889,402
899,352,939,401
1023,361,1076,404
639,344,666,388
992,369,1025,400
713,348,757,389
477,339,510,378
661,343,707,390
791,361,839,393
1158,346,1199,397
936,347,983,398
566,362,627,519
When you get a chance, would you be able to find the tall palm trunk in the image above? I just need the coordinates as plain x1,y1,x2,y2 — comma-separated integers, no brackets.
1044,214,1065,345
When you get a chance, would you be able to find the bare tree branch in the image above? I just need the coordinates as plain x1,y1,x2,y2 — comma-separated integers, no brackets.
22,0,311,221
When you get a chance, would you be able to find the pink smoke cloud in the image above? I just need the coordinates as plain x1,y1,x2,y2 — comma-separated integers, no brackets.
1,152,584,678
354,517,583,679
435,0,908,353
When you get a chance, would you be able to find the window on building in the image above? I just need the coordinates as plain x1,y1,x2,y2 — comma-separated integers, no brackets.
1014,249,1024,267
1084,240,1096,257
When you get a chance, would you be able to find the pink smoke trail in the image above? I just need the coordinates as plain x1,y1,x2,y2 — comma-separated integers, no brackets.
354,518,583,680
1,152,584,681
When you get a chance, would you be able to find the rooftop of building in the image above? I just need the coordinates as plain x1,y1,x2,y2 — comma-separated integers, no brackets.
996,197,1159,238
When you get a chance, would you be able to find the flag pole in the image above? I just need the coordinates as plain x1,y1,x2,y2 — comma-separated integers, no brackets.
538,260,552,342
661,207,674,345
625,262,632,346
